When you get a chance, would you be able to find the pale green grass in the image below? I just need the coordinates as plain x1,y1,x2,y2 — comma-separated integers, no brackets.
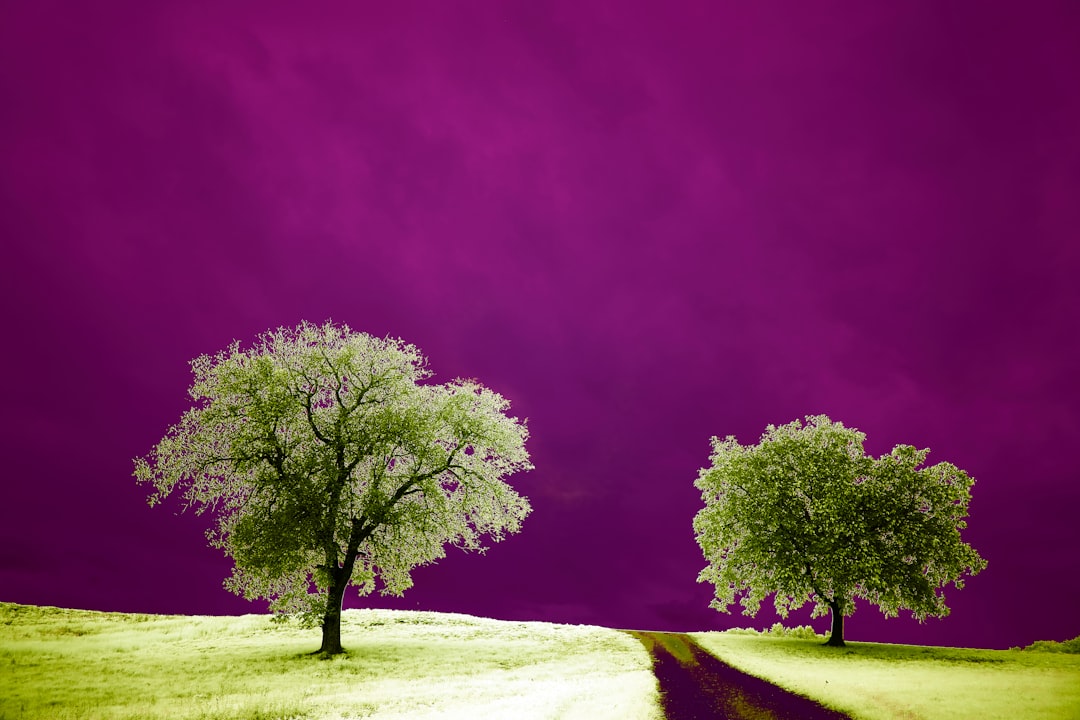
691,630,1080,720
0,603,661,720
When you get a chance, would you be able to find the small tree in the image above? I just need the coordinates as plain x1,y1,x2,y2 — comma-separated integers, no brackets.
693,415,986,647
134,321,532,654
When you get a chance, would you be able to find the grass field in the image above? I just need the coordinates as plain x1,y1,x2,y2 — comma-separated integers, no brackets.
0,603,661,720
692,629,1080,720
4,602,1078,720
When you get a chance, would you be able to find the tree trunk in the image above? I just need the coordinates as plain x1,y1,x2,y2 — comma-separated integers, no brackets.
318,518,368,655
824,599,845,647
319,577,348,655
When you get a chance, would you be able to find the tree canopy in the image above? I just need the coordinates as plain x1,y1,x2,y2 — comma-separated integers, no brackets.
693,415,986,646
134,321,532,653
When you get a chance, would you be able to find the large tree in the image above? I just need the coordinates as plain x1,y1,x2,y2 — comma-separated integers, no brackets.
693,415,986,647
134,321,532,654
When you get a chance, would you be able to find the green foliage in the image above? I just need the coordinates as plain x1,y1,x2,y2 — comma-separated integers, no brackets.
723,624,822,640
693,415,986,629
766,623,821,640
133,321,533,625
1022,636,1080,654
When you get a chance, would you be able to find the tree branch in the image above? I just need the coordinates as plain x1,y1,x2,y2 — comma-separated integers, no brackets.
805,562,831,605
303,392,332,444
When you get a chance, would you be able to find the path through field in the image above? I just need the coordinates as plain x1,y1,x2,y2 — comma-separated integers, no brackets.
627,631,853,720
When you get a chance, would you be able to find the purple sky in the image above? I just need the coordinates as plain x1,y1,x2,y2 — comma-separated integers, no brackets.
2,2,1078,650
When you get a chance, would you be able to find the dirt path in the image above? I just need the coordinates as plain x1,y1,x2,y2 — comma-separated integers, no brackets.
627,631,853,720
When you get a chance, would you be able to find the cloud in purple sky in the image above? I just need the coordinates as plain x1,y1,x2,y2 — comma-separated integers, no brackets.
2,1,1078,649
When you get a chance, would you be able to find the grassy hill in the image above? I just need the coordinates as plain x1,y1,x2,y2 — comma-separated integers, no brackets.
2,602,1078,719
692,627,1080,720
0,602,660,720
